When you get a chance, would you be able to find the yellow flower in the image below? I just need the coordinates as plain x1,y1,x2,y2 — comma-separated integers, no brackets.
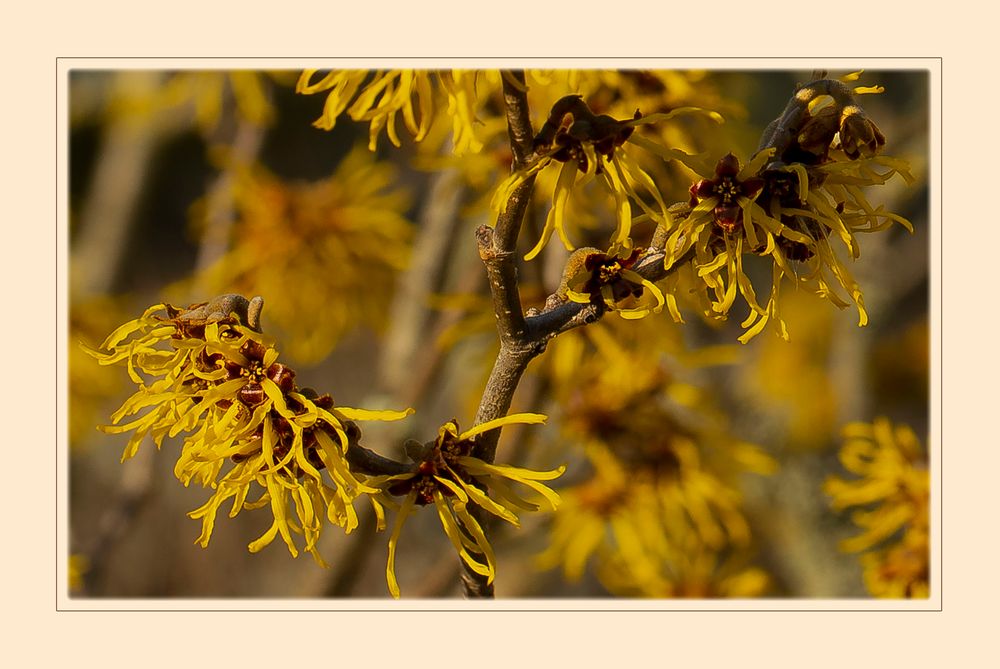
492,95,721,261
665,147,912,342
824,417,929,598
656,72,913,343
371,415,564,598
598,530,771,598
87,296,413,564
663,149,796,343
859,530,930,598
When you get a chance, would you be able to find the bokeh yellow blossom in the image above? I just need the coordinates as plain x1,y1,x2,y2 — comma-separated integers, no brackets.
743,290,838,450
159,71,278,132
183,145,413,364
70,294,130,446
72,70,281,131
536,320,776,596
68,554,90,594
824,417,929,598
538,440,771,597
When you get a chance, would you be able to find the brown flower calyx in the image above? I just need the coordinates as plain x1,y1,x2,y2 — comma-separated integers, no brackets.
689,153,765,234
388,421,475,505
838,105,885,159
229,389,360,480
751,162,836,262
532,95,641,172
576,248,645,305
225,339,296,408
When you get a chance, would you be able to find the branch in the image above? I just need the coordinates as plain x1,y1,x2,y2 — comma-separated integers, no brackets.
477,225,528,347
459,74,713,597
192,117,267,284
479,70,536,345
470,71,539,462
458,71,539,598
77,446,156,595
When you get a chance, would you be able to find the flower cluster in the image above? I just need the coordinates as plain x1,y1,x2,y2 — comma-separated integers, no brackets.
662,72,913,343
370,415,564,598
824,417,929,598
85,295,412,564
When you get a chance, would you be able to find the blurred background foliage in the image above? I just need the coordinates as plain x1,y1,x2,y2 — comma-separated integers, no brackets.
68,68,929,598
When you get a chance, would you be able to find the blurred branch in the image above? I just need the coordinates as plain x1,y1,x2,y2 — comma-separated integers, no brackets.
323,506,382,597
192,118,267,286
379,167,465,394
73,72,188,296
399,264,487,409
77,445,156,595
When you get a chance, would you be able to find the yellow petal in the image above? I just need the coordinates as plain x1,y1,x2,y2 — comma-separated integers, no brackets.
458,413,548,440
386,491,416,598
335,407,415,422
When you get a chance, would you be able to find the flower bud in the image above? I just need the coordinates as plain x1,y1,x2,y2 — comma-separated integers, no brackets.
839,106,885,159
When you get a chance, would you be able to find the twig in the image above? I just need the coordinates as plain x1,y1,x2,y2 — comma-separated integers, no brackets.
345,443,413,476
